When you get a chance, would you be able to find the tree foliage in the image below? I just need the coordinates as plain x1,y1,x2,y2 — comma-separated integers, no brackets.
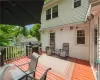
0,24,21,46
30,24,40,41
45,0,50,3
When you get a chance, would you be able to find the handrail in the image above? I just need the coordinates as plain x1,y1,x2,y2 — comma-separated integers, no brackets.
0,46,26,61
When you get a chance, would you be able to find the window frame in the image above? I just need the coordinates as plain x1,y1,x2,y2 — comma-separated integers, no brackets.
50,33,55,49
77,30,85,44
46,8,51,20
74,0,81,8
52,5,58,18
46,5,58,20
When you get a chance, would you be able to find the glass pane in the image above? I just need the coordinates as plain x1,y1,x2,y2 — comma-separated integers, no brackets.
77,37,85,44
46,9,51,15
52,12,58,18
52,5,58,13
74,0,81,8
46,14,51,20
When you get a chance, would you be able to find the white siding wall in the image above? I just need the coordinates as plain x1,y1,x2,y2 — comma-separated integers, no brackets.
41,23,90,60
41,0,89,29
41,31,49,51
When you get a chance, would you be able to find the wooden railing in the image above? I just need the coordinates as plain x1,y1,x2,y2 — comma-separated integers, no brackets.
3,46,26,61
0,45,39,66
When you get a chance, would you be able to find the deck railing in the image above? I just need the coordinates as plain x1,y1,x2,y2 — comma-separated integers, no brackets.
0,45,39,66
3,46,26,61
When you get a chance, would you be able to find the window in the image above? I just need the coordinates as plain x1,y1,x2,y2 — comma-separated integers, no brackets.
52,5,58,18
94,29,97,44
46,5,58,20
74,0,81,8
77,30,85,44
50,33,55,49
46,8,51,20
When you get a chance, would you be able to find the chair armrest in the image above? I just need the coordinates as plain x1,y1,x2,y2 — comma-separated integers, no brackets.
18,68,51,80
18,70,36,80
40,68,51,80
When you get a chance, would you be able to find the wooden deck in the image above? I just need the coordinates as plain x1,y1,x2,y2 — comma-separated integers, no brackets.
2,56,95,80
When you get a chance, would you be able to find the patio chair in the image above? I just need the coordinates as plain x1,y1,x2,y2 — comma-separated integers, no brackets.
59,43,69,58
15,53,51,80
53,49,60,57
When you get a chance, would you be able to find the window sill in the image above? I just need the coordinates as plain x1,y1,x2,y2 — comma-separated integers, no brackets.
75,43,87,46
46,17,59,22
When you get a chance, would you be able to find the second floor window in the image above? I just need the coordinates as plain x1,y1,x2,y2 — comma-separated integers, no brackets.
46,9,51,20
77,30,85,44
52,5,58,18
74,0,81,8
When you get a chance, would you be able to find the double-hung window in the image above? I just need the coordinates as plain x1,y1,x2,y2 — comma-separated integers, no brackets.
74,0,81,8
46,5,58,20
77,30,85,44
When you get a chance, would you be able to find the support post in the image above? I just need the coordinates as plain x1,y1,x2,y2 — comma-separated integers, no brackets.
0,49,4,67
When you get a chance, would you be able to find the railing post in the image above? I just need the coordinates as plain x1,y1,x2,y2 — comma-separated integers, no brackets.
26,45,30,57
0,48,4,67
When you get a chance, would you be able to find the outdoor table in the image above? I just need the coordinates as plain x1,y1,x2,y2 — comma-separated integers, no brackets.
0,64,33,80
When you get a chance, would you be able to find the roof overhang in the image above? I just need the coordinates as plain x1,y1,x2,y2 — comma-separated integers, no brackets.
43,0,63,9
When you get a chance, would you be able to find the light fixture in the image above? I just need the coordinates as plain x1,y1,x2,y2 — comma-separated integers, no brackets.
61,29,63,31
70,26,73,30
76,27,78,29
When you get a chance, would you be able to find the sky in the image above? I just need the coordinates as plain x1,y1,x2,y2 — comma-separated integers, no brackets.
26,24,34,30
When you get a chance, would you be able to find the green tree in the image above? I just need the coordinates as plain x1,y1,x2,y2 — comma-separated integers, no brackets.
21,27,30,37
30,24,40,41
0,24,20,46
45,0,50,3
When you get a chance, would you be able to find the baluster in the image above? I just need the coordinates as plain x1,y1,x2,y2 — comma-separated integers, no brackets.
11,47,12,59
15,46,17,58
13,46,15,59
8,47,9,60
5,47,7,61
12,47,14,59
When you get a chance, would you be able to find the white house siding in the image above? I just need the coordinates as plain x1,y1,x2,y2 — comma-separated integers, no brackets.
41,31,49,51
41,0,90,29
41,23,90,60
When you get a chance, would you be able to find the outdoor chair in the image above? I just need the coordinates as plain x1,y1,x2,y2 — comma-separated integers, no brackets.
59,43,69,58
54,49,60,57
15,53,51,80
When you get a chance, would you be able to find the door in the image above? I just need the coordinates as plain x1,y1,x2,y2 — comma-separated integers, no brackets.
50,33,55,50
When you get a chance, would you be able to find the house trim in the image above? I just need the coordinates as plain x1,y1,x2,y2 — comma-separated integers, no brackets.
40,21,86,31
43,0,63,9
85,5,91,21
